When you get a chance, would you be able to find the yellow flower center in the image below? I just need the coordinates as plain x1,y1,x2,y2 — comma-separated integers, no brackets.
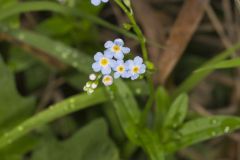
103,76,112,83
132,66,140,73
112,45,121,53
100,58,109,67
117,65,125,73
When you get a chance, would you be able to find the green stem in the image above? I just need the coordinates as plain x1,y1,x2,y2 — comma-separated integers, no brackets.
114,0,154,97
114,0,148,61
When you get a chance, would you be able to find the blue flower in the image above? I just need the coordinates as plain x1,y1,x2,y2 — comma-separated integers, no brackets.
104,38,130,60
126,56,146,80
112,60,130,79
91,0,108,6
92,52,115,75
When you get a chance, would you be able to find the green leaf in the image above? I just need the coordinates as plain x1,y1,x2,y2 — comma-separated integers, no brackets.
163,93,188,128
111,80,165,160
32,119,120,160
111,80,141,144
195,58,240,72
0,0,19,28
1,25,92,74
174,42,240,97
36,16,75,36
154,86,171,129
0,135,38,160
0,1,137,40
0,57,35,133
0,88,109,149
166,116,240,152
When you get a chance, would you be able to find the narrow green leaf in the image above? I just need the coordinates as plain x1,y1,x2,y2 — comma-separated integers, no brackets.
0,88,108,149
166,116,240,152
139,129,165,160
32,119,120,160
0,135,38,158
195,58,240,72
154,86,171,129
111,80,141,144
0,57,35,133
0,1,137,40
163,93,188,128
174,43,240,97
111,80,165,160
1,25,92,74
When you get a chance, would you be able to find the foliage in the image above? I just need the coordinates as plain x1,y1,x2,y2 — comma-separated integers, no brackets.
0,0,240,160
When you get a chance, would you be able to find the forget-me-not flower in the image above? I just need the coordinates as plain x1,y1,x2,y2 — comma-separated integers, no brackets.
126,56,146,80
112,60,130,79
91,0,108,6
104,38,130,60
92,52,115,75
102,75,113,86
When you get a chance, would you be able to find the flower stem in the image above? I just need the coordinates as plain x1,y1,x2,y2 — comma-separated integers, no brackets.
114,0,154,95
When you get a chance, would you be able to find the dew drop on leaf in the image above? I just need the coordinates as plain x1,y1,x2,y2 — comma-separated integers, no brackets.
17,126,23,131
224,126,230,133
211,119,217,125
211,131,216,136
135,88,141,94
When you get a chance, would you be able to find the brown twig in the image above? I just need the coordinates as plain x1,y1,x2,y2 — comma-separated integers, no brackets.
156,0,209,85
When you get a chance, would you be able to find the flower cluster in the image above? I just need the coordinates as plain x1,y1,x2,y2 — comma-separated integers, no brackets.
91,0,108,6
83,38,146,94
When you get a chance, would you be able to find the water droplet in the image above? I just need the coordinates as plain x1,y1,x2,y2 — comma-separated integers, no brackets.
70,98,75,103
17,126,23,131
224,126,230,133
211,119,217,125
135,88,141,94
173,123,178,128
18,33,25,40
62,53,69,58
7,139,12,144
72,62,78,67
55,45,62,52
4,133,9,137
72,54,78,58
211,131,216,136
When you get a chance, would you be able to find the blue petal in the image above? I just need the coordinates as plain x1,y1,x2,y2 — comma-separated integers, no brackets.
104,50,114,58
134,56,143,64
122,72,130,78
114,38,124,46
104,41,113,48
114,52,124,60
125,60,134,68
102,0,109,3
92,62,101,72
110,59,117,68
140,64,146,73
131,74,139,80
117,59,124,65
101,67,111,75
122,47,130,54
114,72,120,79
91,0,101,6
94,52,103,61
